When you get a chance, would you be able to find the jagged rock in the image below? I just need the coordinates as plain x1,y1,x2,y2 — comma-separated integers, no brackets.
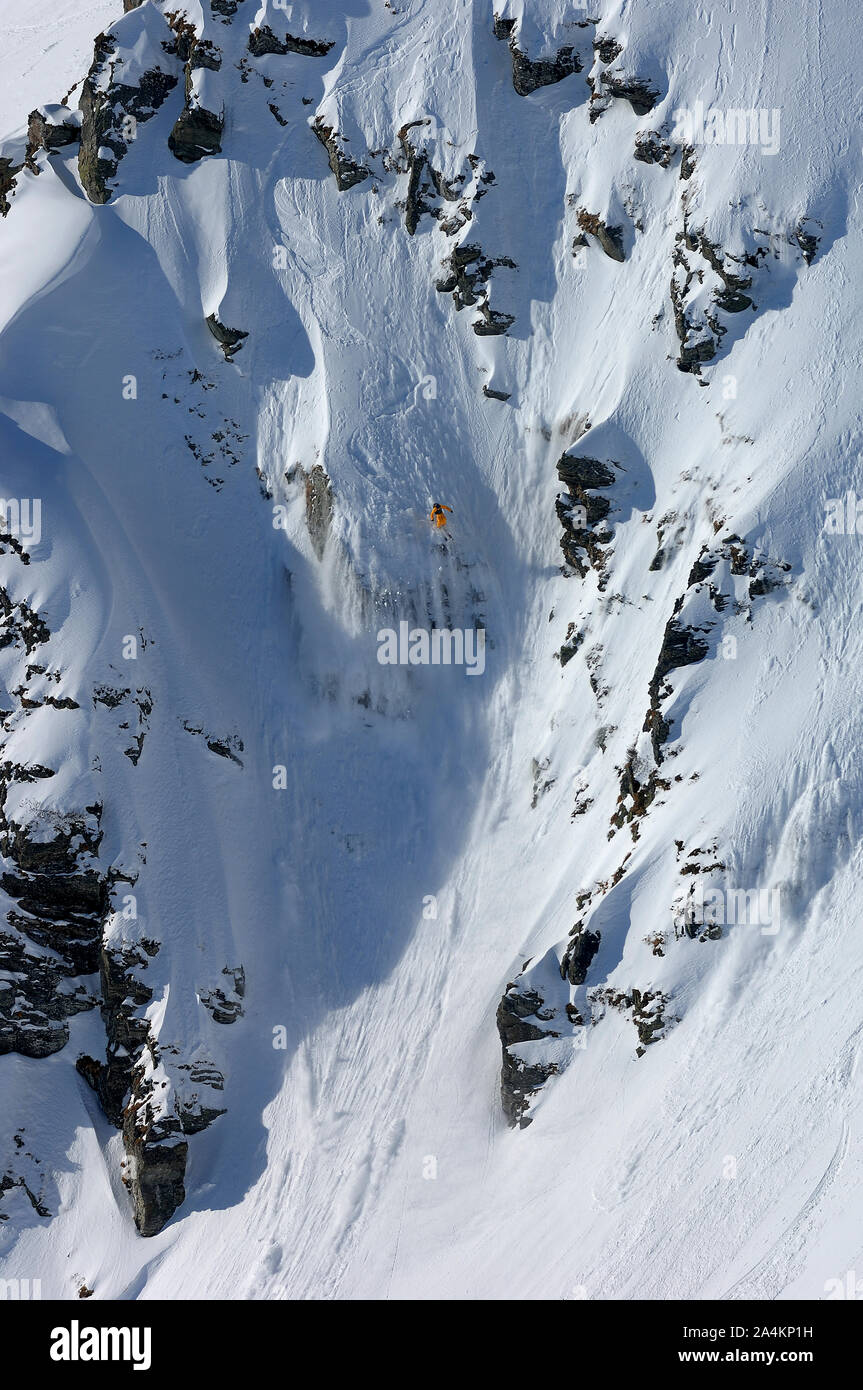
0,798,105,1057
555,451,617,580
0,156,22,216
248,25,334,58
482,384,511,401
0,1173,51,1217
634,130,673,167
200,965,245,1023
176,1062,226,1133
27,106,80,159
397,120,431,235
555,622,583,666
649,619,711,695
576,209,625,262
493,15,583,96
435,242,516,333
590,985,672,1054
305,464,333,559
78,26,179,203
560,927,601,985
312,119,369,190
496,985,558,1128
590,72,660,118
206,312,248,358
593,35,623,64
124,1110,188,1237
96,943,155,1124
0,585,51,652
557,455,616,490
671,225,755,372
794,219,820,266
473,304,515,335
168,105,223,163
167,34,224,164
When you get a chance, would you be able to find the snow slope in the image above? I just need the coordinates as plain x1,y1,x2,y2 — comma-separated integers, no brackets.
1,0,862,1299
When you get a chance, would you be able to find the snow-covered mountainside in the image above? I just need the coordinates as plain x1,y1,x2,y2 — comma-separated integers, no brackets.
0,0,861,1300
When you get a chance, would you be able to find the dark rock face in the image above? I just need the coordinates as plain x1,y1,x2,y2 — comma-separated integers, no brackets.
496,985,559,1128
435,243,516,334
206,312,248,359
0,156,22,216
576,209,625,262
0,550,224,1239
557,456,616,491
1,583,51,653
600,75,659,114
200,965,245,1023
649,619,711,696
634,130,673,167
671,225,756,373
168,40,224,164
96,943,155,1125
78,30,179,203
593,35,623,65
493,15,583,96
168,104,224,162
560,927,601,985
124,1110,188,1238
249,25,334,58
555,451,617,581
590,71,660,121
305,465,333,559
0,764,106,1058
312,119,369,190
27,107,80,159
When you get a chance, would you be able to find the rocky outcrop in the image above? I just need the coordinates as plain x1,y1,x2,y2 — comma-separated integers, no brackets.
671,226,754,372
589,71,660,121
312,119,370,190
206,312,248,359
200,965,245,1023
493,16,584,97
669,210,817,376
560,925,601,985
124,1107,188,1238
305,464,333,559
0,157,22,216
78,26,179,203
575,209,625,262
0,750,107,1058
27,106,81,160
248,26,334,58
634,129,674,167
589,985,672,1056
496,983,560,1128
555,451,617,582
168,39,224,164
435,242,516,335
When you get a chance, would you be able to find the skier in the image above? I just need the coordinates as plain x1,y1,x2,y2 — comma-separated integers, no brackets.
430,503,453,529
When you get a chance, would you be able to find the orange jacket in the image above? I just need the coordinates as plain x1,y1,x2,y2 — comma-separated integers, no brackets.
430,504,453,528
